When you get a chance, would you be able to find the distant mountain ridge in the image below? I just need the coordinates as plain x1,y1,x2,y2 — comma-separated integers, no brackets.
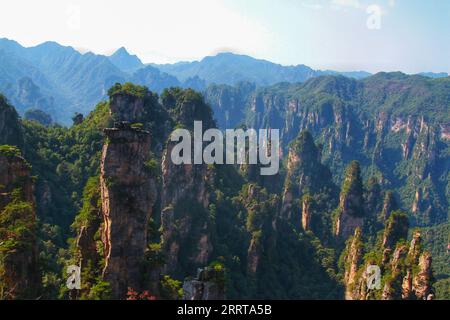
0,39,191,123
0,38,447,124
418,72,449,79
0,38,126,123
151,52,373,86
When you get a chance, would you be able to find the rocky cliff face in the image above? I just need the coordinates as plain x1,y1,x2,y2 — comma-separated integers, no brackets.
301,196,313,231
74,177,103,291
100,123,156,299
160,143,213,275
241,184,279,274
158,88,217,277
281,131,336,234
205,75,449,226
364,178,382,218
87,89,159,299
380,191,398,222
0,147,40,299
381,234,433,300
397,230,433,300
109,93,147,123
182,267,225,300
342,213,434,300
412,251,434,300
335,161,365,240
343,228,363,300
70,86,220,299
0,95,23,147
203,82,255,129
283,132,328,204
381,212,409,249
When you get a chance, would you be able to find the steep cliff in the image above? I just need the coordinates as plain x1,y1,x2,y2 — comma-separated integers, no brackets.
364,177,382,218
70,176,105,299
160,88,215,276
71,85,159,299
205,74,450,226
380,191,398,222
182,266,225,300
342,228,363,300
381,212,409,249
281,130,336,224
0,95,23,147
240,184,278,275
342,212,435,300
0,146,40,299
160,144,213,275
203,82,255,129
100,97,157,299
301,195,313,232
334,161,365,240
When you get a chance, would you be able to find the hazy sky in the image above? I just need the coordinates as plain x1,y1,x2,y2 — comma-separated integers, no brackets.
1,0,449,73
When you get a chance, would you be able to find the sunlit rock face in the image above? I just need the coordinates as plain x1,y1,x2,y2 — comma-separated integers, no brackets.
100,125,156,299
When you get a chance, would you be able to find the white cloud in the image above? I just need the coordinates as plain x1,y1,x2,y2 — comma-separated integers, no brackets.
0,0,272,64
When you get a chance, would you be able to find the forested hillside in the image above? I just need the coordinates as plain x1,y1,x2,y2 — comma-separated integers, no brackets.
0,74,447,299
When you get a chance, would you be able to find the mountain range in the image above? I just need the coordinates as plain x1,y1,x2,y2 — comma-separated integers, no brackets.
151,52,372,85
1,38,447,125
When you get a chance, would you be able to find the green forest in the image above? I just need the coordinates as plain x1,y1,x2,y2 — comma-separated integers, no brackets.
0,75,448,300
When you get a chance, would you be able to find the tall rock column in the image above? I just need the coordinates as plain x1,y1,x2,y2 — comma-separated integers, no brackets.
413,252,433,300
101,125,156,299
335,161,365,240
160,140,213,275
342,212,434,300
100,86,157,299
381,211,409,249
342,228,363,300
159,88,216,276
380,191,398,222
281,130,334,225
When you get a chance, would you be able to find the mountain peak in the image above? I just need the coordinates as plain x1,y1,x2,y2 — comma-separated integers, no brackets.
203,51,266,64
0,37,21,46
109,47,143,73
112,47,130,56
0,38,25,55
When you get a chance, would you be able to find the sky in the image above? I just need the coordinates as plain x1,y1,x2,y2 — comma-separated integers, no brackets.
0,0,449,73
